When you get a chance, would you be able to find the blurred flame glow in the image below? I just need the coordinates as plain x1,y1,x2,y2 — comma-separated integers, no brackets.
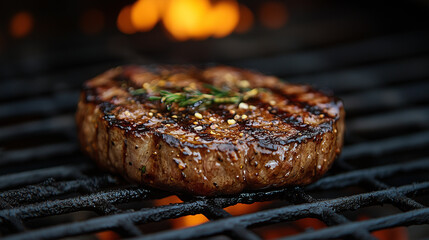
172,213,209,228
155,196,270,229
259,1,288,29
224,202,270,216
117,0,243,40
80,9,105,35
209,0,239,38
95,230,120,240
10,11,34,38
117,5,137,34
163,0,211,40
235,4,254,33
131,0,160,32
163,0,239,40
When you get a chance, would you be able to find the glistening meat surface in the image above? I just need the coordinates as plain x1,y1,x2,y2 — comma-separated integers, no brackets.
76,65,345,195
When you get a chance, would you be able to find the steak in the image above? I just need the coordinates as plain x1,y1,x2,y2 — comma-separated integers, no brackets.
76,65,345,195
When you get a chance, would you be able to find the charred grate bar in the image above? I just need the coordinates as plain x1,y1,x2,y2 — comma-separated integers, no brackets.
3,182,427,240
1,30,429,240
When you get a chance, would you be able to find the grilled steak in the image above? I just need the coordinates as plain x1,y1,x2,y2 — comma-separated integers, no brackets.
76,65,345,195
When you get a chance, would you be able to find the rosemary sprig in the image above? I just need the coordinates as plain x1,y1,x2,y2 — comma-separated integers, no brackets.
142,84,262,110
130,88,147,95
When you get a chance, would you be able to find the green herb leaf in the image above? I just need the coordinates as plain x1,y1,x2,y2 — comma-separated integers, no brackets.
203,84,229,97
139,84,264,109
130,88,147,96
148,96,162,101
140,165,146,174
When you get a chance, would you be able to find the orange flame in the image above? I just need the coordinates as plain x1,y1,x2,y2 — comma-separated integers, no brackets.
163,0,240,40
224,202,270,216
163,0,211,40
95,230,121,240
10,11,34,38
117,5,137,35
209,0,240,38
131,0,160,32
117,0,242,40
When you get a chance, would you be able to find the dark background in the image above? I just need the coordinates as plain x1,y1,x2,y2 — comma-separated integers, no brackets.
1,0,429,78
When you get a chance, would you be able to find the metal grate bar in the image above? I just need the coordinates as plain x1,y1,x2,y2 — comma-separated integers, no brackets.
279,208,429,240
286,57,429,93
390,195,426,211
235,31,429,77
347,106,429,134
126,182,429,240
0,142,78,167
5,182,426,240
0,115,75,142
202,206,262,240
0,187,166,224
0,91,79,120
1,198,210,240
0,64,114,101
116,221,144,238
320,212,377,240
340,81,429,113
0,176,117,207
0,164,90,190
359,178,425,212
308,158,429,190
340,131,429,160
290,188,376,240
1,215,27,233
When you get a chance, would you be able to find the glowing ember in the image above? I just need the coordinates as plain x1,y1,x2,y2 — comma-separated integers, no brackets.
224,202,270,216
163,0,240,40
117,5,137,34
131,0,160,32
117,0,242,40
9,11,34,38
95,230,120,240
163,0,211,40
209,0,240,38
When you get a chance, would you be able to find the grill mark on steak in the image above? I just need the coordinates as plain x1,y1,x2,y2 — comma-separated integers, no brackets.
243,99,333,148
86,83,334,149
85,84,335,152
270,88,336,119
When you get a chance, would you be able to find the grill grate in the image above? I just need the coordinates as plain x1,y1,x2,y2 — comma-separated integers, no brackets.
1,31,429,240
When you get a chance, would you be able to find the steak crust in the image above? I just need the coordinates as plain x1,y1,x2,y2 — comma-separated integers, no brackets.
76,65,345,195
